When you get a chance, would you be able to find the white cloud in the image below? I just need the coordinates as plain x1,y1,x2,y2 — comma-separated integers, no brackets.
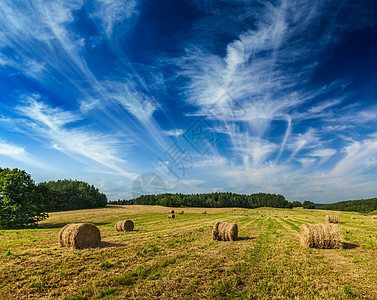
90,0,139,38
16,94,136,179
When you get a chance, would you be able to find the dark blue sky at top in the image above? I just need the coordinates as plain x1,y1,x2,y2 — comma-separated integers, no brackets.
0,0,377,202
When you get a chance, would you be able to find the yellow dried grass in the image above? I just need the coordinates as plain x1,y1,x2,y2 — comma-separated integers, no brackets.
212,221,238,241
59,223,101,249
115,220,134,231
326,215,340,223
300,223,342,249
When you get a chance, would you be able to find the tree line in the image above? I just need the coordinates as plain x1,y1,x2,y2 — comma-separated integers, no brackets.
320,198,377,213
0,168,107,228
112,192,297,209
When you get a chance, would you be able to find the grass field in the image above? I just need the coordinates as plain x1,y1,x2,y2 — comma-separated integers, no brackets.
1,205,377,299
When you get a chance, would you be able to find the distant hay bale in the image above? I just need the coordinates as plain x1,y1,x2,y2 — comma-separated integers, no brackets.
304,216,309,219
314,215,317,217
274,215,278,217
212,222,238,241
115,220,134,231
284,215,288,218
244,213,248,216
261,214,264,217
169,210,175,214
59,223,101,250
178,211,184,214
372,216,377,219
326,215,340,223
168,214,175,219
300,223,341,249
202,211,207,214
351,216,356,219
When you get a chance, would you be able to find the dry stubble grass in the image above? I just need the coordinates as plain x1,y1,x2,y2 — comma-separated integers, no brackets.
0,205,377,299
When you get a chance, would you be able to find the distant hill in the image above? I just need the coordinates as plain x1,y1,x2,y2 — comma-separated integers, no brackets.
320,198,377,213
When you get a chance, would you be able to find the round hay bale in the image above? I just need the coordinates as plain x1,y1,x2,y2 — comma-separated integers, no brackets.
212,222,238,241
300,223,341,249
304,216,309,219
168,214,175,219
178,211,184,214
274,215,278,217
202,211,207,214
261,214,265,217
116,220,134,231
326,215,340,223
372,216,377,219
59,223,101,250
244,213,248,216
284,215,288,218
169,210,175,214
351,216,356,219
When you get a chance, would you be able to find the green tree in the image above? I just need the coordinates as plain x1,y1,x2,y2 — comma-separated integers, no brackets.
0,168,48,228
292,201,302,207
302,201,315,209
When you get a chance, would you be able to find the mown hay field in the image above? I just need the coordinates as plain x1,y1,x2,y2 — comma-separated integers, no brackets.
1,205,377,299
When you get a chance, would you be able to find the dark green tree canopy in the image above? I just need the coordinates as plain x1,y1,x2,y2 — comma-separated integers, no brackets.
42,179,107,211
0,168,48,228
302,201,315,209
112,192,292,209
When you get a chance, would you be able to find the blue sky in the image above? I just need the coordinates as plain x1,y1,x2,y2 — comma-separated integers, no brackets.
1,0,377,203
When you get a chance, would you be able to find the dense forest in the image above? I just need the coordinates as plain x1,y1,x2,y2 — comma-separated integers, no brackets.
1,168,107,228
321,198,377,213
41,179,108,211
111,192,294,209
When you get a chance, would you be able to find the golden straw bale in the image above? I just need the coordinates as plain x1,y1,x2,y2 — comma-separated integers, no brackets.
284,215,288,218
212,222,238,241
300,223,342,249
168,214,175,219
351,216,356,219
202,211,207,214
178,211,184,214
115,220,134,231
169,210,175,214
59,223,101,250
304,216,309,219
326,215,340,223
372,216,377,219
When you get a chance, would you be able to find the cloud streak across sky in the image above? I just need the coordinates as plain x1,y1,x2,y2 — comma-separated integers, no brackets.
0,0,377,202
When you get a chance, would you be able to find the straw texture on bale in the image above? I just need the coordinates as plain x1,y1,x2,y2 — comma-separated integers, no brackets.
326,215,340,223
168,214,175,219
372,216,377,219
169,210,175,214
300,223,341,249
212,222,238,241
59,223,101,249
178,211,184,214
115,220,134,231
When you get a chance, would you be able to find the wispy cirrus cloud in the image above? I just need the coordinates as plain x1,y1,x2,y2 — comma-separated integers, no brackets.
15,93,136,179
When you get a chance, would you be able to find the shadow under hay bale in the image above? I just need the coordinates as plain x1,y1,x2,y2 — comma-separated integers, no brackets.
59,223,101,250
169,210,175,214
115,220,134,231
351,216,356,219
168,214,175,219
300,223,342,249
202,211,207,214
212,221,238,241
326,215,340,223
